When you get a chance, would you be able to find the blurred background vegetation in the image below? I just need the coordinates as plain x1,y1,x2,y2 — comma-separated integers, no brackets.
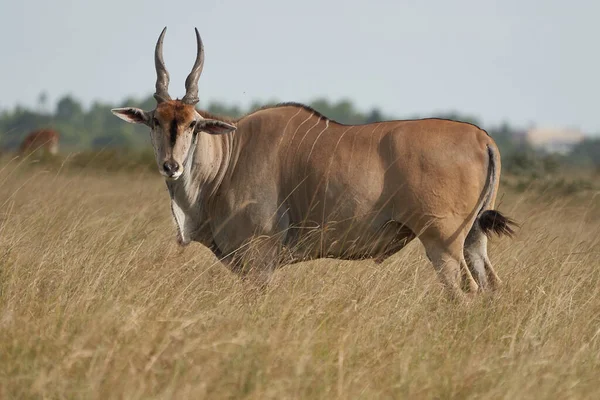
1,92,599,194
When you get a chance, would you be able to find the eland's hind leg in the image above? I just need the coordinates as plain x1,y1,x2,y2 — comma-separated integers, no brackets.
464,221,501,291
419,230,479,300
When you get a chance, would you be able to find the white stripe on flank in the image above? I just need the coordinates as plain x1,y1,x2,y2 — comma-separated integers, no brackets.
287,112,314,151
297,116,322,151
307,119,329,162
278,107,303,146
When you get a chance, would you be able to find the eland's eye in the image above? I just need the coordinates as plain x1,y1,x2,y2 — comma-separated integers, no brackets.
152,118,160,126
189,121,197,129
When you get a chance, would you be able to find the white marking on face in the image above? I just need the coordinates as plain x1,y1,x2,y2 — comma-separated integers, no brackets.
163,170,183,180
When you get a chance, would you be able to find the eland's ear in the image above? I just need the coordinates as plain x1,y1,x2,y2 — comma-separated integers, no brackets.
195,119,237,135
111,108,151,125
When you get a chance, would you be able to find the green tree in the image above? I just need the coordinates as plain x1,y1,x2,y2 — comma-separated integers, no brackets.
56,95,83,121
568,138,600,169
365,108,384,123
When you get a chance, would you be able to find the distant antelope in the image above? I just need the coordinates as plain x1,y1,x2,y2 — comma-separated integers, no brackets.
112,27,517,300
19,129,60,156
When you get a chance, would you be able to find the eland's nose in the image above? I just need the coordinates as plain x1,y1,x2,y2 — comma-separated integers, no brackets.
163,160,180,176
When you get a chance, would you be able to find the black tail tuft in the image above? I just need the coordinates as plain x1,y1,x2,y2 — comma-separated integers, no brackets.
478,210,519,238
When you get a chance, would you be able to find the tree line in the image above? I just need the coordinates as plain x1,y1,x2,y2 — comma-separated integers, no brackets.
1,93,599,174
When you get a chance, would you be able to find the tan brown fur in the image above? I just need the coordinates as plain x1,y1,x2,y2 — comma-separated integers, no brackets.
112,28,517,300
19,129,60,156
155,101,198,125
129,101,516,299
197,109,236,124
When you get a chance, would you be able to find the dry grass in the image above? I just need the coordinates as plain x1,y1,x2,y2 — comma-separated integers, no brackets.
0,157,599,399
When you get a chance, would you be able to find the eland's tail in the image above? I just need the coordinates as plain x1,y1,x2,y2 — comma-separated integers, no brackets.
476,144,519,238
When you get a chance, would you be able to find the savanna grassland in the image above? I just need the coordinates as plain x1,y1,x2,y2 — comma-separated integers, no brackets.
0,154,599,399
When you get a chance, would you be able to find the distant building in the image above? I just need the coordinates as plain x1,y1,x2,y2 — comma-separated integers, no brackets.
525,127,585,154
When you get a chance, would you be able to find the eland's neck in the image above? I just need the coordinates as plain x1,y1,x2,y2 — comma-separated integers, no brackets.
167,130,237,210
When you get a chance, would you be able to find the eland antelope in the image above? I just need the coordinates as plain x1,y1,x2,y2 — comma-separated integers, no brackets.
112,27,517,299
19,129,60,156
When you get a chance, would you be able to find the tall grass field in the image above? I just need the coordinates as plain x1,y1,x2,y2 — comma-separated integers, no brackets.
1,154,599,399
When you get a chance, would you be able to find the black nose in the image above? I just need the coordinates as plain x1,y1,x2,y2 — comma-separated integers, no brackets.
163,160,179,175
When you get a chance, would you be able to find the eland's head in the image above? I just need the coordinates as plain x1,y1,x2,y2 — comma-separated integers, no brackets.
111,27,236,180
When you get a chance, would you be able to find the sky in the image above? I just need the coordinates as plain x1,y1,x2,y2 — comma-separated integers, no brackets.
1,0,599,135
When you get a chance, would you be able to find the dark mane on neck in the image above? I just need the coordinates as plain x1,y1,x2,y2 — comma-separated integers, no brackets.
197,102,337,124
255,102,334,122
196,109,237,123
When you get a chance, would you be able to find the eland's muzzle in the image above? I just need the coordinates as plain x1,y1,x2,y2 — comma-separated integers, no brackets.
163,160,180,178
